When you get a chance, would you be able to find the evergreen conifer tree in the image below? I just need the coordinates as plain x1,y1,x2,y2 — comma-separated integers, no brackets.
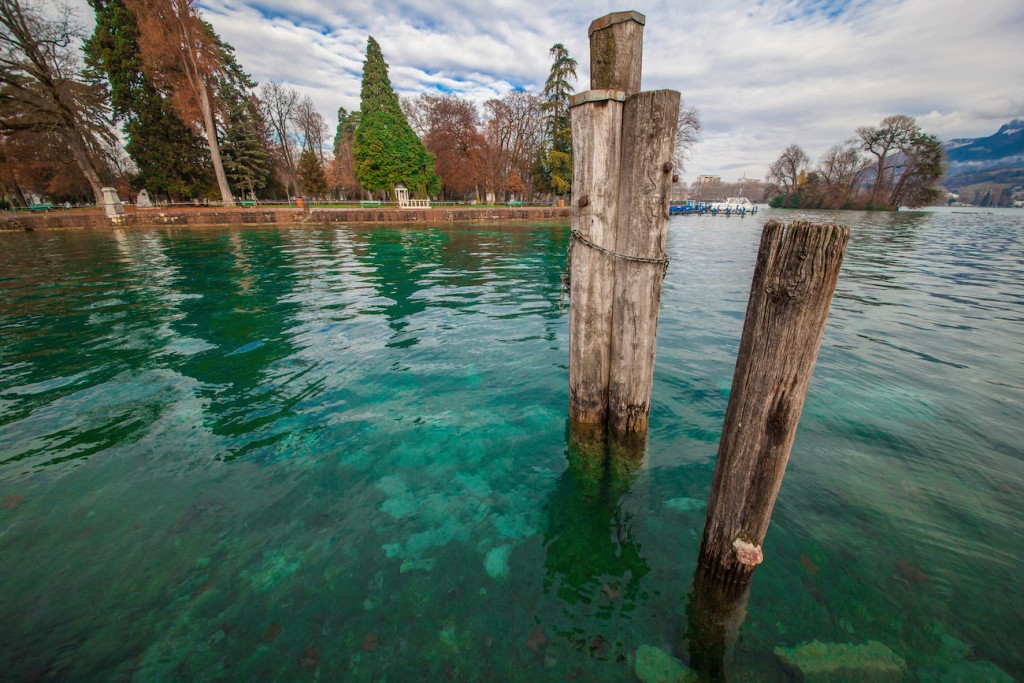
296,147,327,198
85,0,213,199
535,43,577,198
218,83,270,200
353,37,439,199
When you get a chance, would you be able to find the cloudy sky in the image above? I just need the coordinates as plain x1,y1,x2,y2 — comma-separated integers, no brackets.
74,0,1023,182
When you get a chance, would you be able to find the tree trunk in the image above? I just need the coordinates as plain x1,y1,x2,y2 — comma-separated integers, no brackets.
63,128,105,206
197,83,234,206
177,9,233,207
887,152,917,207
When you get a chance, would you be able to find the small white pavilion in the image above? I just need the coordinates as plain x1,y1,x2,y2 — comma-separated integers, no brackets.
395,183,430,209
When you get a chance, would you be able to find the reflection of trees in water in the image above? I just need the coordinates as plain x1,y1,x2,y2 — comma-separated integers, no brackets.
541,424,650,653
0,232,186,468
348,224,569,346
164,229,308,460
349,228,448,345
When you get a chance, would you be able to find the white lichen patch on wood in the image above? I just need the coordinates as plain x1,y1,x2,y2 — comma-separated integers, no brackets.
732,538,764,566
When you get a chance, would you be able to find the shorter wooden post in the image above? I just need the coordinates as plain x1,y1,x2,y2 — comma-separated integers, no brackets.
568,90,625,425
606,89,680,435
588,11,646,96
698,220,849,583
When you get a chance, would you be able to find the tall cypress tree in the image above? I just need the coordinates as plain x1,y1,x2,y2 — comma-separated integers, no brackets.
353,37,439,199
535,43,577,197
84,0,213,199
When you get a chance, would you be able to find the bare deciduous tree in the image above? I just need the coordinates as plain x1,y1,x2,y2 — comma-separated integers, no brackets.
400,94,428,138
292,95,327,163
0,0,113,204
674,101,702,175
818,143,868,209
259,79,299,195
482,91,543,201
857,114,917,206
767,143,809,194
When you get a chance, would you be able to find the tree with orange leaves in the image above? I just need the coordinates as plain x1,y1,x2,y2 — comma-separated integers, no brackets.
126,0,234,205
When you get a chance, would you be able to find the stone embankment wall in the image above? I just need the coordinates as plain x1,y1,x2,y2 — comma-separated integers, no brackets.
1,206,571,231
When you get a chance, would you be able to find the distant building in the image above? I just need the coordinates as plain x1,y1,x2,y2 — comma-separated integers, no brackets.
693,175,722,200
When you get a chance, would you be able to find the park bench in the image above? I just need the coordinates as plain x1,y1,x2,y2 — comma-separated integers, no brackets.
240,200,256,208
360,200,383,208
27,203,53,212
507,201,524,207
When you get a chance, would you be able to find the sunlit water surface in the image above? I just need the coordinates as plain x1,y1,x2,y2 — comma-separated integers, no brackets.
1,208,1021,681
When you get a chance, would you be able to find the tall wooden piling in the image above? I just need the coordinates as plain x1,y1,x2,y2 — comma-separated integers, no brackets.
698,220,849,583
568,11,679,435
607,90,679,434
568,90,625,425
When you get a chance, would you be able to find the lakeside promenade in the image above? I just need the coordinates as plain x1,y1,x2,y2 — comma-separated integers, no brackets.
1,205,571,231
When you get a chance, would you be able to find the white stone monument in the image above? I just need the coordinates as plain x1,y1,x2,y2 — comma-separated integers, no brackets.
102,187,125,217
136,189,152,208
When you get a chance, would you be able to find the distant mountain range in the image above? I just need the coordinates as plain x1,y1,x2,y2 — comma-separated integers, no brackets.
943,119,1024,191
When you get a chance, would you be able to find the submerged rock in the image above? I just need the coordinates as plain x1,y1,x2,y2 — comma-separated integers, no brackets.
936,659,1014,682
774,640,907,682
664,497,705,512
928,631,1014,682
2,493,24,510
894,559,929,584
527,626,547,652
400,558,436,573
263,622,282,643
484,545,511,580
634,644,693,683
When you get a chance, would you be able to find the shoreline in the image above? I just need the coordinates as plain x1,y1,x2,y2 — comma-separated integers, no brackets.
0,206,571,231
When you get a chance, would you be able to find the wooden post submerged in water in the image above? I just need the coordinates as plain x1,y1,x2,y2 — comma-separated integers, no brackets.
698,220,850,584
568,11,679,437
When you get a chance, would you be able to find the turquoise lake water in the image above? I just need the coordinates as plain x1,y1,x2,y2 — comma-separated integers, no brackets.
1,209,1021,681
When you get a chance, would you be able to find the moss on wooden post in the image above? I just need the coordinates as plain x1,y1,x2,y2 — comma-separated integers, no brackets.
588,11,645,96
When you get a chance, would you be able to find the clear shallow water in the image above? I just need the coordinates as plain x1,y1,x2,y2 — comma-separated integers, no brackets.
0,211,1021,681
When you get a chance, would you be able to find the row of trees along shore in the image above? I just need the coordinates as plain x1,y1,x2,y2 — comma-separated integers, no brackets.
766,114,945,210
0,0,701,207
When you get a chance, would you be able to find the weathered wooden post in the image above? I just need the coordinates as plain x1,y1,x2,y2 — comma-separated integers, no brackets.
567,90,625,425
567,11,645,426
606,89,679,434
698,220,849,583
568,11,679,437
